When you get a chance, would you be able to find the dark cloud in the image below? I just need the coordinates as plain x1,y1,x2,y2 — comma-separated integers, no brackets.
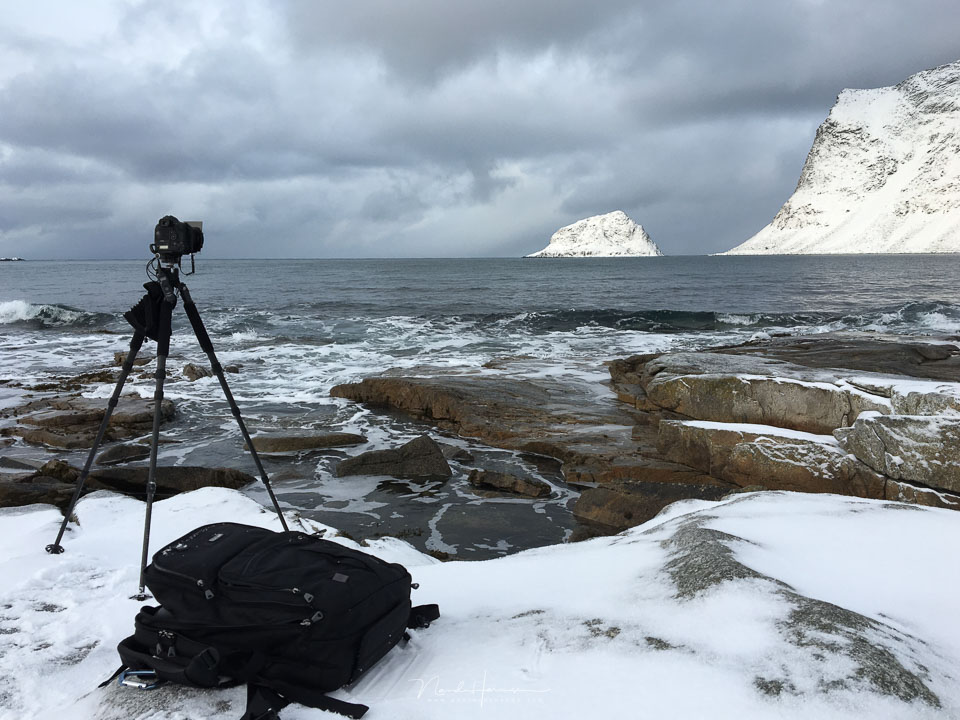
0,0,957,259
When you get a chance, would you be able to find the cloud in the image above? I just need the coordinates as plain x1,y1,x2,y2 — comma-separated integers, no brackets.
0,0,958,258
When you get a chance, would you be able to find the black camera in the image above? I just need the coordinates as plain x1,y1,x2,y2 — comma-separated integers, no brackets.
151,215,204,265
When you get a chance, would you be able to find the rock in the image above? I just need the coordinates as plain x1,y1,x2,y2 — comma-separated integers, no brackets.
0,464,258,509
890,387,960,415
335,435,452,479
835,414,960,494
467,469,551,498
713,334,960,382
441,444,475,463
658,420,888,498
183,363,212,381
246,432,367,454
113,351,151,367
573,479,731,532
0,477,76,509
330,374,642,470
95,443,151,466
0,457,41,472
224,365,241,374
85,466,256,497
525,210,662,258
39,459,79,483
2,395,175,449
641,352,890,434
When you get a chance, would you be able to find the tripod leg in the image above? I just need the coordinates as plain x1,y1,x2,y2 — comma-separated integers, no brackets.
178,284,289,531
46,332,146,554
135,298,174,599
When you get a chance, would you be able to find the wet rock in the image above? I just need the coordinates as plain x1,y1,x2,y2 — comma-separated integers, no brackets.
335,435,452,479
2,395,175,449
835,414,960,494
330,374,641,470
224,365,241,374
95,443,151,466
441,444,475,463
183,363,212,381
573,479,731,532
0,477,75,509
113,351,151,367
246,432,367,454
714,333,960,382
39,459,79,483
85,466,256,497
467,469,551,498
0,457,41,472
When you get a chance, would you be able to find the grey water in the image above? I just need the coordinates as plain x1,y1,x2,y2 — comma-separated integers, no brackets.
2,256,959,558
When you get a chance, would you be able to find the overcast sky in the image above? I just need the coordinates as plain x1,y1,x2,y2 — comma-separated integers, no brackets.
0,1,957,259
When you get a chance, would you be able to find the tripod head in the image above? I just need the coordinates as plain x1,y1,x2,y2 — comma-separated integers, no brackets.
125,266,179,342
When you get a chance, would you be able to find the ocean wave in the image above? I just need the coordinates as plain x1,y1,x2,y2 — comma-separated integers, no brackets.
0,300,115,329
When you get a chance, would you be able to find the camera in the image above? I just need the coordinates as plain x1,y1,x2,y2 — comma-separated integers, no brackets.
151,215,204,265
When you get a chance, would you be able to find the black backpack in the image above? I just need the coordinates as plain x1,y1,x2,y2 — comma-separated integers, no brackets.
111,522,439,719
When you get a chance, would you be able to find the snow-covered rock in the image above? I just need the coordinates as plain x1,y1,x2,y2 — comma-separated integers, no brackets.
2,488,960,719
527,210,662,257
724,60,960,254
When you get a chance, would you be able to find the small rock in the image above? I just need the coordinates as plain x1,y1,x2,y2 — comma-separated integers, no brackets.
246,433,367,454
336,435,452,479
224,365,241,374
441,444,475,463
96,443,151,466
39,459,79,483
183,363,213,382
468,469,551,498
113,351,151,367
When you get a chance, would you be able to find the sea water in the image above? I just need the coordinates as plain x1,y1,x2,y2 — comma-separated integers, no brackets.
2,256,959,558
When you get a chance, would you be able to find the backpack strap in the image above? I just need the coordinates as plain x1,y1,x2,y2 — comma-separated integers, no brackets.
407,604,440,629
117,633,227,688
243,682,369,720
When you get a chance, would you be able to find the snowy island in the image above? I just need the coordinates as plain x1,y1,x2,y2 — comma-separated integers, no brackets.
724,60,960,254
526,210,662,257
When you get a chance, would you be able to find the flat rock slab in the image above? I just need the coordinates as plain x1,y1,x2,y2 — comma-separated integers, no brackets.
468,469,551,498
246,432,367,454
1,395,175,449
715,333,960,381
336,435,452,479
640,352,891,434
835,414,960,494
331,374,641,468
0,465,256,509
95,443,151,466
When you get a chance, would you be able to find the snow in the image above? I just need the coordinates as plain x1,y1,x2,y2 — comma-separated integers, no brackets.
526,211,662,257
722,60,960,255
2,489,959,719
683,419,840,444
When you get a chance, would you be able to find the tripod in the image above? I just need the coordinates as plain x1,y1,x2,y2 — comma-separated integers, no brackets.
45,263,289,599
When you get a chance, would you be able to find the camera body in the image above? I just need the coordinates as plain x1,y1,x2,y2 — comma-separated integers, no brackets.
151,215,203,265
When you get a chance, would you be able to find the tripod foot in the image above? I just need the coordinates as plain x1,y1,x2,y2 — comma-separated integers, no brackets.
45,544,65,555
130,592,152,602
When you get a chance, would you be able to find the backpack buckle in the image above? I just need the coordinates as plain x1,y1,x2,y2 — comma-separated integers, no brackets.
118,669,161,690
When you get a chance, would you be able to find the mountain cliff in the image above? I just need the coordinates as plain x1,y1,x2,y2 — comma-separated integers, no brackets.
724,60,960,254
527,211,662,257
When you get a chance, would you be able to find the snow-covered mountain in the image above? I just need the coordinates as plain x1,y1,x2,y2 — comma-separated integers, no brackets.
724,60,960,255
527,210,662,257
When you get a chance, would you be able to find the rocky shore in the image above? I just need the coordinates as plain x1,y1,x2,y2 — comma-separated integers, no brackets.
2,332,958,545
331,332,960,536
